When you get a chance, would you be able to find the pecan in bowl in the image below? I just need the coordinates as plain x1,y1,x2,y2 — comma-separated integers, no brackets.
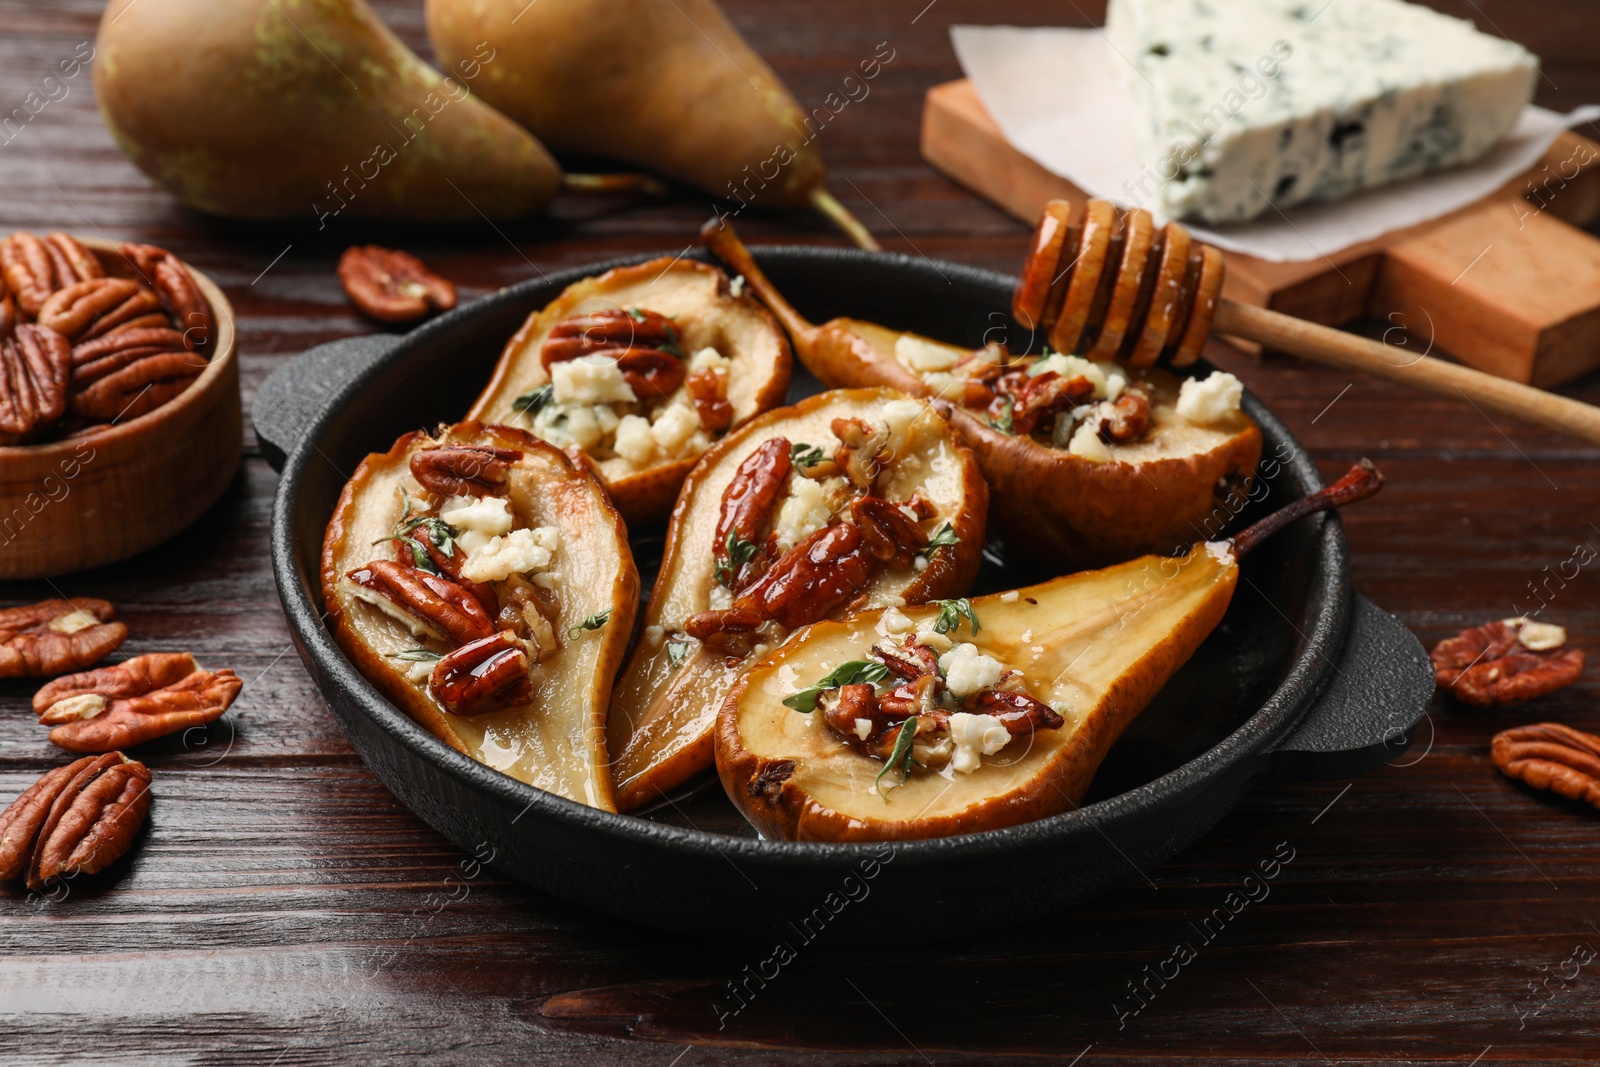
0,598,127,677
34,651,242,752
1491,722,1600,810
1431,617,1584,707
338,245,457,325
0,233,217,443
0,752,151,891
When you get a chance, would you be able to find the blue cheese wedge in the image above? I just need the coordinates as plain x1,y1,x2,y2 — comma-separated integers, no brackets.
1106,0,1539,223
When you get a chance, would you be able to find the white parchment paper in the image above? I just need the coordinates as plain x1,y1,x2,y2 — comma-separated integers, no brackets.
951,24,1600,263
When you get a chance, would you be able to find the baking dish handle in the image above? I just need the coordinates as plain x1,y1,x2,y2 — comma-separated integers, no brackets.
252,333,405,472
1268,595,1435,781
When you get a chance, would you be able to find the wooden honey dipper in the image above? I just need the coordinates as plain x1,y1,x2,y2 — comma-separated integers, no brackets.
1015,198,1600,446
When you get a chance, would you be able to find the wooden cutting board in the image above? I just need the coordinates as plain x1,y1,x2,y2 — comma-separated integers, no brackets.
922,79,1600,386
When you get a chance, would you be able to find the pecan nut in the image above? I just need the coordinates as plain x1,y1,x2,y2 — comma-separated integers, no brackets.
615,348,686,400
338,245,457,325
0,598,126,677
34,651,243,753
345,559,497,646
540,307,679,371
0,322,71,439
70,349,206,424
1,232,103,317
120,242,214,352
831,417,891,490
410,445,520,498
0,752,151,891
850,495,928,567
1003,371,1097,437
71,327,189,387
1491,722,1600,809
37,278,162,342
430,631,532,716
687,523,876,648
1097,388,1152,444
687,367,734,433
713,437,791,590
1431,617,1584,707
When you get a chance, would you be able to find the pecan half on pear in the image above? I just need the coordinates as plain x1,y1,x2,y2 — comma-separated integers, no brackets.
467,257,791,525
0,752,151,891
322,421,638,809
608,388,988,811
34,652,243,752
0,598,127,678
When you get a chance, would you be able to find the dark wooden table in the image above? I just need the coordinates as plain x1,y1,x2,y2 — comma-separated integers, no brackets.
3,1,1598,1063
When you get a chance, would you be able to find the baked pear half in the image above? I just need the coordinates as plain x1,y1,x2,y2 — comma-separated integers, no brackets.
467,257,791,525
322,421,638,810
608,388,988,811
716,460,1386,841
701,219,1262,569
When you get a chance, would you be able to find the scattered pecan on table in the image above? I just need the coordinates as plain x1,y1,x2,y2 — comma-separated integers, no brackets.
1491,722,1600,810
1430,617,1584,707
33,651,242,752
0,751,151,891
0,598,126,677
338,245,457,325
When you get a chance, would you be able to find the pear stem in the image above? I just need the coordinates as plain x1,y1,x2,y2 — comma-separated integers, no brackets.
698,215,821,345
809,186,882,251
562,172,669,198
1231,459,1385,558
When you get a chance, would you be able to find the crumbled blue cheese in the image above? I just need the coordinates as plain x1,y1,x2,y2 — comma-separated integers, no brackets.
460,526,560,583
880,605,916,634
937,642,1007,698
947,712,1012,773
1175,371,1243,425
774,474,833,553
1067,419,1112,461
650,403,706,459
689,346,731,374
1029,355,1126,401
1107,0,1539,223
551,354,636,405
440,495,513,554
895,334,962,373
612,413,656,467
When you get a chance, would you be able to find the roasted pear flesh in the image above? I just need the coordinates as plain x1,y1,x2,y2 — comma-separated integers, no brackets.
607,388,989,811
717,461,1385,842
322,422,638,810
468,258,791,525
700,218,1263,568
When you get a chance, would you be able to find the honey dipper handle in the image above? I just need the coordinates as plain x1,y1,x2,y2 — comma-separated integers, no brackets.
1212,300,1600,446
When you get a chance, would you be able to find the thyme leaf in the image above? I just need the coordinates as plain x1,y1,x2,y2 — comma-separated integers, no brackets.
782,660,890,713
875,715,920,796
932,598,980,636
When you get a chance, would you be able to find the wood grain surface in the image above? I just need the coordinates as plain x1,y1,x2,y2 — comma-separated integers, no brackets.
2,1,1598,1064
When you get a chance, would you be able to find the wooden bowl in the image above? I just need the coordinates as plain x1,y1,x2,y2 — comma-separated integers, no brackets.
0,238,240,578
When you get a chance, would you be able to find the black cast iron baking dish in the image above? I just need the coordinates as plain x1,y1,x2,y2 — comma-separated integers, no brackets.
259,246,1434,940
